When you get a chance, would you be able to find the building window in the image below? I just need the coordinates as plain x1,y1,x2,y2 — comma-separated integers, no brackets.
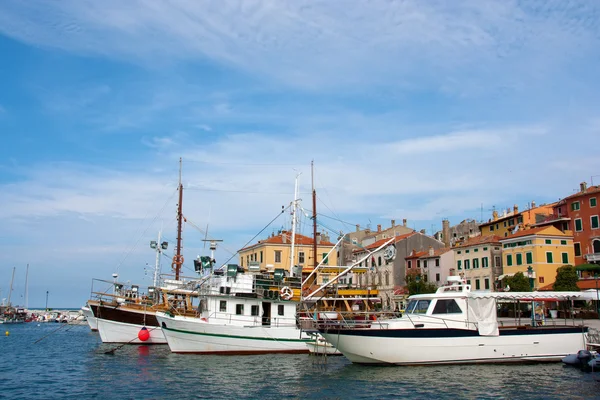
298,252,305,264
474,248,479,253
592,216,599,229
495,256,501,267
466,250,470,253
423,260,428,268
482,257,489,268
526,252,533,264
575,243,581,257
435,258,440,267
483,247,488,251
490,225,495,232
517,216,523,224
385,272,390,286
484,278,490,290
473,258,479,269
275,250,282,263
251,305,259,316
457,250,462,254
407,260,412,269
219,300,227,312
464,259,470,269
539,277,545,284
260,251,263,263
322,253,329,264
508,219,514,227
572,201,580,211
516,253,522,265
475,279,480,290
467,279,471,285
560,240,567,245
545,239,552,245
457,260,462,270
591,198,597,207
417,260,421,268
436,273,440,282
507,254,513,266
575,219,583,232
236,304,244,315
562,253,569,264
278,305,284,316
546,252,553,263
378,256,382,266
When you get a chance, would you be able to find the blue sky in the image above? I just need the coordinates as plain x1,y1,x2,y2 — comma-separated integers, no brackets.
1,1,599,307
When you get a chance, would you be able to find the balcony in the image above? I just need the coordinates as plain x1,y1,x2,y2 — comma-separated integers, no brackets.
585,253,600,263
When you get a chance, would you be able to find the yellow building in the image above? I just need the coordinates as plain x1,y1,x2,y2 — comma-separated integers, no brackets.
238,230,338,279
499,226,574,289
480,203,555,238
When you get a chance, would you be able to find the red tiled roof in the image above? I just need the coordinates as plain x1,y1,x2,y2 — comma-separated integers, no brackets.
359,232,416,252
406,250,428,259
563,186,600,201
419,247,452,258
240,231,334,251
454,235,501,248
499,226,571,240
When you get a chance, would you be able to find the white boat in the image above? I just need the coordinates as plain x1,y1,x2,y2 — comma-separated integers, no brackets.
155,267,311,354
306,334,341,355
81,305,98,331
320,277,588,365
97,316,166,344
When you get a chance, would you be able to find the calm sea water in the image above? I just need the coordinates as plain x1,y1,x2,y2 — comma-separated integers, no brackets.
1,323,599,399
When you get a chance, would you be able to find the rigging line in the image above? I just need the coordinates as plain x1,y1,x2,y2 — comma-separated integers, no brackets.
185,187,311,195
181,160,305,167
219,204,292,268
114,187,178,272
182,216,237,256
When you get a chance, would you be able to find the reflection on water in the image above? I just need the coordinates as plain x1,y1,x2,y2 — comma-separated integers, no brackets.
2,324,600,399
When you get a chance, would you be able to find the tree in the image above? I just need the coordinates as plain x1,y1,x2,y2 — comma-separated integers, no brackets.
553,265,580,291
504,272,531,292
406,274,438,295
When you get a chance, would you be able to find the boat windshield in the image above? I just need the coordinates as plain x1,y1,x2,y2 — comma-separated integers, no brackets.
405,299,431,314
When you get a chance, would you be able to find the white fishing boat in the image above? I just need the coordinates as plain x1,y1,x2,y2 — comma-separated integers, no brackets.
320,276,588,365
81,304,98,331
155,266,311,354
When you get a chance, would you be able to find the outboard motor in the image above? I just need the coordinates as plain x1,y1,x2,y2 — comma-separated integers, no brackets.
562,350,593,370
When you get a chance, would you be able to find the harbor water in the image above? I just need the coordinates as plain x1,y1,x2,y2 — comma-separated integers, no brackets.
2,323,600,399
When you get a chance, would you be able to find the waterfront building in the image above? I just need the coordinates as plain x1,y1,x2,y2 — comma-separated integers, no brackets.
452,235,503,291
535,182,600,266
238,230,338,284
499,226,574,290
479,203,555,238
416,247,454,286
434,219,481,247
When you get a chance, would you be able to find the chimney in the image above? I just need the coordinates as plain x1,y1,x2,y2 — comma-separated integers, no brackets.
356,224,360,232
513,204,519,214
492,210,498,221
403,218,407,227
428,246,434,257
420,229,426,234
391,219,396,227
531,200,536,208
316,232,322,244
282,233,287,244
442,219,450,248
377,224,382,233
581,182,588,193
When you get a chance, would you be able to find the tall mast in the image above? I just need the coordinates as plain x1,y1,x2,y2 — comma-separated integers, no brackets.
172,157,184,280
24,263,29,310
312,161,318,271
289,173,300,275
153,230,163,287
7,266,15,307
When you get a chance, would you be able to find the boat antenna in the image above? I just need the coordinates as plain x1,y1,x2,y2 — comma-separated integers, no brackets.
312,161,317,272
172,157,184,280
24,263,29,310
7,266,15,307
289,171,301,275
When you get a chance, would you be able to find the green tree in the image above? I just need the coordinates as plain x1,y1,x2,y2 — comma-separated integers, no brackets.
406,274,438,295
504,272,531,292
553,265,580,291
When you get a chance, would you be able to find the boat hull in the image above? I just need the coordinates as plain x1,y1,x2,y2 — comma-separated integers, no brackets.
97,317,166,344
81,306,98,331
156,313,311,354
306,342,342,356
322,326,588,365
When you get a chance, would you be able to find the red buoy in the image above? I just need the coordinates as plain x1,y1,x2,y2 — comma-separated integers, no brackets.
138,326,150,342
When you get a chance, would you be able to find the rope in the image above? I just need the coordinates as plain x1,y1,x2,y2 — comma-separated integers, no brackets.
33,323,70,344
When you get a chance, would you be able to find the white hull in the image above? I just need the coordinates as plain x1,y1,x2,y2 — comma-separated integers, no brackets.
306,341,342,356
323,328,587,365
97,318,166,344
156,312,311,354
81,306,98,331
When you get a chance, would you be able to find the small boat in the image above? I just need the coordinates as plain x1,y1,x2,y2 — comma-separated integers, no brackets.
306,334,341,356
320,277,588,365
81,305,98,331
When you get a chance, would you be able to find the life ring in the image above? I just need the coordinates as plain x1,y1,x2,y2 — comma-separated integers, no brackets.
280,286,293,300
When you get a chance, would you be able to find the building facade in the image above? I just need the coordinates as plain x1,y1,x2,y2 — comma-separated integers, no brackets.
499,226,574,290
479,203,555,238
434,219,481,247
417,247,455,286
453,235,503,291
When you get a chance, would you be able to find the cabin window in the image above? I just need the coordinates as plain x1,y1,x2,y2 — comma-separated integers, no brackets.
251,305,259,316
278,305,284,316
236,304,244,315
432,299,462,314
406,299,430,314
219,300,227,312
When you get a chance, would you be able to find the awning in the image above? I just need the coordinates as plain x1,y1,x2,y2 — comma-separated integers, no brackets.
469,291,582,300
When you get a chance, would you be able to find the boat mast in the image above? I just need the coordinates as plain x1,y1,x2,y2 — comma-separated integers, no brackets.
24,263,29,310
153,230,163,287
289,173,300,276
312,161,318,271
172,157,184,280
7,266,15,307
